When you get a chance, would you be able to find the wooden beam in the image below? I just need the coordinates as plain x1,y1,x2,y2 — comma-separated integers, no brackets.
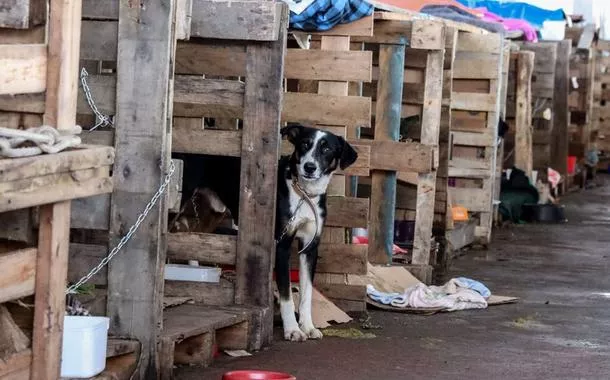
189,0,283,41
514,51,534,177
167,233,237,265
30,0,82,376
0,44,46,95
0,247,36,303
234,11,287,349
325,196,369,228
283,92,371,128
368,43,404,265
106,0,174,378
552,41,571,181
285,49,372,82
413,49,444,273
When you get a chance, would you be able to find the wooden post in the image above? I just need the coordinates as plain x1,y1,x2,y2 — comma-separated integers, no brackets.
368,43,405,265
234,20,287,347
515,51,534,178
553,41,571,188
412,48,444,279
31,0,82,378
107,0,175,378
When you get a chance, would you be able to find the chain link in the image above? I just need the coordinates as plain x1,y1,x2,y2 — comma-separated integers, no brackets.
66,159,176,294
80,68,114,131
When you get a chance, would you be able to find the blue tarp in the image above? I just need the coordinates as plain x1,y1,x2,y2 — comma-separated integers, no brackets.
289,0,373,31
456,0,565,29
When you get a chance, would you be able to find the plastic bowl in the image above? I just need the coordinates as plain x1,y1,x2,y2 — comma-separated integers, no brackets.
222,370,296,380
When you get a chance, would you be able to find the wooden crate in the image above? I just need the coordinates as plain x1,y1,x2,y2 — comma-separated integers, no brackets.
0,0,119,378
504,50,535,177
594,40,610,154
448,31,506,245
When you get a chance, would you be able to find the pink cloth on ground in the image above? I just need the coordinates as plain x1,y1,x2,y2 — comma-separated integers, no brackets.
477,7,538,42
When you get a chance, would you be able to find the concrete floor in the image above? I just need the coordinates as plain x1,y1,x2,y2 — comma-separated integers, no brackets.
176,177,610,380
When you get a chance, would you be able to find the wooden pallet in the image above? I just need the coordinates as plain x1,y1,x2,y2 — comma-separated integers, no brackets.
159,304,255,380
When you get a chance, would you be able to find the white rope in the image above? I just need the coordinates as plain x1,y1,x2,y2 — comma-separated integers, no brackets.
0,125,82,158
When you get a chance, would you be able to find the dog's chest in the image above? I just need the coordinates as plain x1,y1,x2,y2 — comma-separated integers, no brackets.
287,183,324,241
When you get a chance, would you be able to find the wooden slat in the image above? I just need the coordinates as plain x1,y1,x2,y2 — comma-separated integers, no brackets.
552,41,571,180
167,233,237,265
0,349,32,379
452,92,497,112
453,54,500,79
0,25,45,44
450,187,488,212
172,122,241,156
452,131,494,146
176,42,246,76
0,247,36,303
514,51,534,177
367,140,434,173
173,76,244,118
0,0,45,29
283,92,371,128
233,13,287,349
368,43,404,265
448,167,491,178
0,146,114,182
189,0,282,41
82,0,119,20
285,49,372,82
0,44,46,95
325,196,369,228
164,280,235,306
457,32,502,54
68,243,107,286
308,14,374,37
1,176,113,213
80,20,118,61
107,0,174,377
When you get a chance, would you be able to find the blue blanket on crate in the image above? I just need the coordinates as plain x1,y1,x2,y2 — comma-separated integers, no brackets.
289,0,374,32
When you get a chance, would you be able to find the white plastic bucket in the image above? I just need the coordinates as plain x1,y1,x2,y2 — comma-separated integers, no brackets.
61,316,109,378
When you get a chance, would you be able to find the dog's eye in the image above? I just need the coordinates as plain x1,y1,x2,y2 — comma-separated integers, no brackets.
301,141,310,150
321,146,330,153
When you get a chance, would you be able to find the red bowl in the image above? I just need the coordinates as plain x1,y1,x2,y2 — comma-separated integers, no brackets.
222,370,296,380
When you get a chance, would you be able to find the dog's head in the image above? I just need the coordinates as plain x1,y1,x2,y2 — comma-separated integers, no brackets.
281,124,358,181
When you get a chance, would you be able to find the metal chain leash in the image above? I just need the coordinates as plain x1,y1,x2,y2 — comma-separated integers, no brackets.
80,68,114,131
66,159,176,294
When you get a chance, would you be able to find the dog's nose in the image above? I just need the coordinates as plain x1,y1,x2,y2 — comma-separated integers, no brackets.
304,162,317,174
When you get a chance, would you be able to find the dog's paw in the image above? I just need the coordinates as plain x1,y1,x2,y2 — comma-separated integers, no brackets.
284,327,308,342
301,325,323,340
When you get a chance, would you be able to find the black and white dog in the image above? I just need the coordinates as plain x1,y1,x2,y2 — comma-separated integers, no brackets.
275,124,357,341
175,124,358,341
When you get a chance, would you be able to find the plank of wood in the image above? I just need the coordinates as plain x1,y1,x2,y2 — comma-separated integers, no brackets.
0,44,46,95
0,146,114,183
453,54,500,79
68,243,107,286
1,176,112,213
514,51,534,177
164,280,235,307
457,32,502,54
106,0,174,378
172,120,240,156
0,247,36,304
368,43,404,265
452,92,497,112
175,42,247,76
283,91,371,128
309,14,374,37
31,202,71,379
450,187,488,212
175,0,193,40
80,20,118,61
0,25,45,44
234,12,287,349
0,305,30,371
173,76,244,118
167,233,237,265
71,193,111,230
82,0,119,20
0,349,31,379
0,0,46,29
0,92,45,113
285,49,372,82
76,73,116,115
316,244,367,274
552,41,571,180
367,140,434,173
325,196,369,228
189,0,283,41
577,23,596,50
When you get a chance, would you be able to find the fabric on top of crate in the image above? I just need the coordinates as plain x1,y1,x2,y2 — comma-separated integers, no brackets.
288,0,373,31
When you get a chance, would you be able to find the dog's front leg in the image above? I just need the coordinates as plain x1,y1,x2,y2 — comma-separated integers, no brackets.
275,238,307,342
298,241,323,339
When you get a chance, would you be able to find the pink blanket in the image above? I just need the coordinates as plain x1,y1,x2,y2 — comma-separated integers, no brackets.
477,7,538,42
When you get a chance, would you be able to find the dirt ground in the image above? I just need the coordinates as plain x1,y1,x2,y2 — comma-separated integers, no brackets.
175,176,610,380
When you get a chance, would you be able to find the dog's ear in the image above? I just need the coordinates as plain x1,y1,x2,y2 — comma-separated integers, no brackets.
280,123,303,145
337,136,358,170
